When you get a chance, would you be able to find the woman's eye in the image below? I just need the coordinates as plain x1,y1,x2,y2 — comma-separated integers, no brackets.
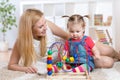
77,31,80,33
39,25,43,28
39,23,46,28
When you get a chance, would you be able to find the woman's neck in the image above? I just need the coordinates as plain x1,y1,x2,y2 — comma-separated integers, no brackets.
34,36,41,40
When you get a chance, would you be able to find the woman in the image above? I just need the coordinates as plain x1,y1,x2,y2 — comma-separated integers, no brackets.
8,9,69,73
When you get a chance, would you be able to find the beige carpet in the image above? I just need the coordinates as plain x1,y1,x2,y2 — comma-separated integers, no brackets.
0,62,120,80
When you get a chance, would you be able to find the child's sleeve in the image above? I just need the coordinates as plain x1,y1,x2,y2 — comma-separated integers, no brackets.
86,37,101,59
85,36,95,49
64,40,69,51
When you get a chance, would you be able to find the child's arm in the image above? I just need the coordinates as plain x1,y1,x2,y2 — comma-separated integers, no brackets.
85,36,101,60
92,45,101,60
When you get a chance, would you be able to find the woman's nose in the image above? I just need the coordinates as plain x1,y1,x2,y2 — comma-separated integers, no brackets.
44,25,47,30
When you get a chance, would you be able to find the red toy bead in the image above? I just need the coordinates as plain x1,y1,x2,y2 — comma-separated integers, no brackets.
47,57,52,60
66,65,72,69
47,68,52,71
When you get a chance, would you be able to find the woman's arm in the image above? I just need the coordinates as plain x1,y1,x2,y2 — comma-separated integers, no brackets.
8,41,21,70
47,20,69,40
8,41,37,73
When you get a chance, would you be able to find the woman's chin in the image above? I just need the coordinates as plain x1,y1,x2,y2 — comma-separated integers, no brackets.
41,34,46,37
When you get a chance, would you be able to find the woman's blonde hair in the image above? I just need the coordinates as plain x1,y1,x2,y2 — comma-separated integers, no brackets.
17,9,46,66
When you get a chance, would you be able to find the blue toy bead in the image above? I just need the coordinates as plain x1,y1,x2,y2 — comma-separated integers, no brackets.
73,54,78,58
47,60,52,64
47,71,52,76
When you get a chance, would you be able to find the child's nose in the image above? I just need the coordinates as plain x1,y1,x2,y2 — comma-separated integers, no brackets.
73,33,76,36
73,32,77,35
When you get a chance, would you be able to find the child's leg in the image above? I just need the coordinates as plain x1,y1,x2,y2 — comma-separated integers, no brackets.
72,64,92,72
52,64,59,73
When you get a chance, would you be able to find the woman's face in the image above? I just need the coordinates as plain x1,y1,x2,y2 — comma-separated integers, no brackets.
68,23,84,40
32,16,47,39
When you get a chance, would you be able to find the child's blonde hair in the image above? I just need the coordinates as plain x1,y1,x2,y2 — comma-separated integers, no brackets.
67,14,89,29
17,9,46,66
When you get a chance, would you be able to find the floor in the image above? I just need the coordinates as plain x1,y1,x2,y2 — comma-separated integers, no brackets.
0,50,120,80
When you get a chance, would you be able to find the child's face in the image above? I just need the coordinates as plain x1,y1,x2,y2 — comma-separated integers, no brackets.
68,24,84,39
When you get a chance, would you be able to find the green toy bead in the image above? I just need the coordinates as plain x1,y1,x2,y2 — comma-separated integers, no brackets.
47,50,53,55
65,58,70,62
56,62,63,68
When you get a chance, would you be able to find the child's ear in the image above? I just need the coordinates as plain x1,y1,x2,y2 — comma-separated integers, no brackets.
83,30,85,34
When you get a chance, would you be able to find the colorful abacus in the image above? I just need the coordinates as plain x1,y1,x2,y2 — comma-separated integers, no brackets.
47,50,53,76
46,42,91,80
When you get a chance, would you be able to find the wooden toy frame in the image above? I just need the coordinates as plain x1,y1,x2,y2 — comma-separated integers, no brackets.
47,71,91,80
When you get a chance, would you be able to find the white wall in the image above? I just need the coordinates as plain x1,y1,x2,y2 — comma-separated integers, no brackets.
1,0,119,50
113,0,120,51
8,0,20,48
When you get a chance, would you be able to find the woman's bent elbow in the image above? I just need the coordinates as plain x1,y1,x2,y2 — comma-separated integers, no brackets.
8,64,12,70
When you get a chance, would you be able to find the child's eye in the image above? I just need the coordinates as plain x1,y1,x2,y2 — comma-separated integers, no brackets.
76,31,80,33
70,31,74,33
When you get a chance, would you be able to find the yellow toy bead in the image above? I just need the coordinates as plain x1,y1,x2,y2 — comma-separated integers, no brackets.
62,56,67,61
48,55,52,58
69,57,74,62
47,64,52,68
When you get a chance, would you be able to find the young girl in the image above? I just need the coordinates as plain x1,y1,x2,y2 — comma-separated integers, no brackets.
64,14,120,70
51,14,101,73
63,14,101,72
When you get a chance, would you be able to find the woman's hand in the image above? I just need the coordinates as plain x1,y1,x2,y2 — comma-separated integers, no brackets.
24,66,38,73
